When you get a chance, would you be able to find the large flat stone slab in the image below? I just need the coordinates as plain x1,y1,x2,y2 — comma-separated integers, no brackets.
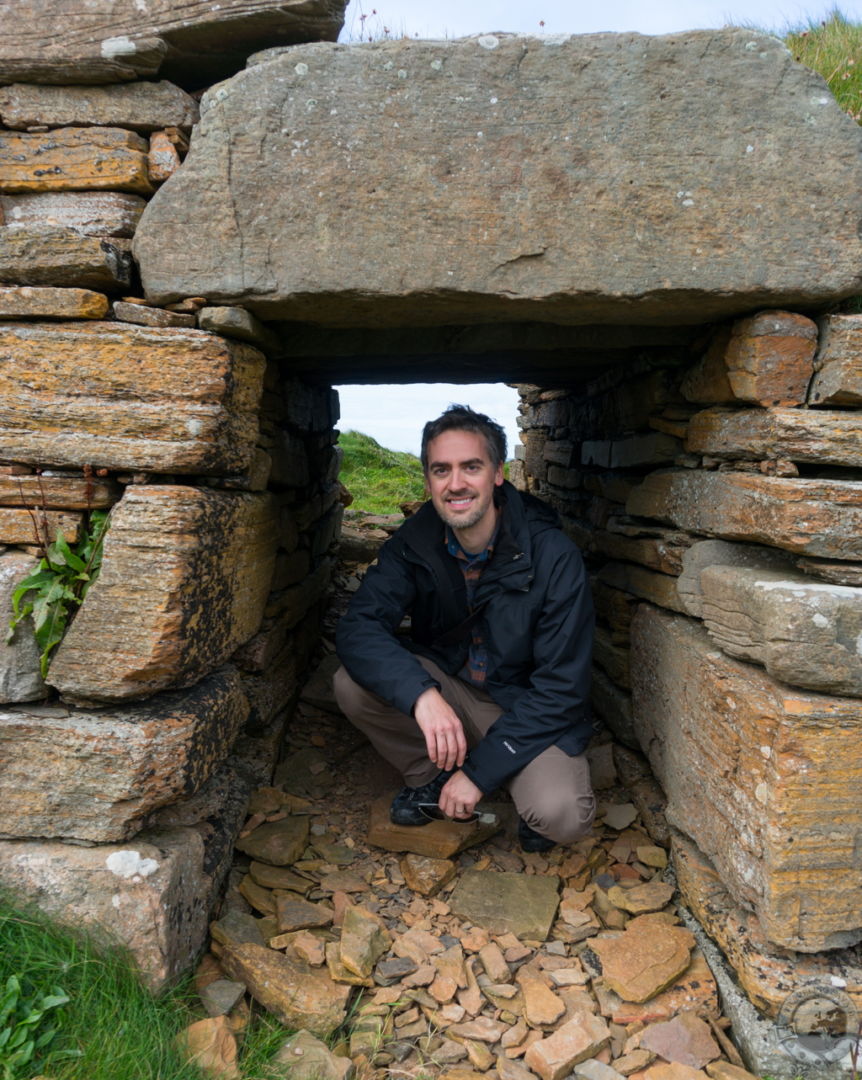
0,667,249,842
0,286,108,320
626,469,862,559
686,407,862,467
135,31,862,326
631,606,862,952
48,486,276,702
449,869,560,941
0,759,252,990
700,565,862,696
0,322,265,474
0,0,347,87
0,81,198,132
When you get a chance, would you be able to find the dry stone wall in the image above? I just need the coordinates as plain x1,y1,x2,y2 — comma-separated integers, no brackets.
513,310,862,1001
0,0,346,988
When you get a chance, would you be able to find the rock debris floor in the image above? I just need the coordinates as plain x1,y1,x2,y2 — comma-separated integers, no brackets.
186,519,757,1080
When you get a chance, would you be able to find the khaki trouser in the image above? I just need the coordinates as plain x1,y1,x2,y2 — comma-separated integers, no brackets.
333,656,595,845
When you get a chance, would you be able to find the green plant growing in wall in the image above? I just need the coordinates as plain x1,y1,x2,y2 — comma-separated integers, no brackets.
7,508,110,678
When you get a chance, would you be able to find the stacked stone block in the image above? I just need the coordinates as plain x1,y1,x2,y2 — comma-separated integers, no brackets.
0,0,347,988
514,311,862,1012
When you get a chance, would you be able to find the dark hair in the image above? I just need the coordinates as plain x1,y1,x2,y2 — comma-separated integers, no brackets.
420,404,507,471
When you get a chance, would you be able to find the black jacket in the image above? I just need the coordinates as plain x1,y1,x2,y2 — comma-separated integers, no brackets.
335,481,595,794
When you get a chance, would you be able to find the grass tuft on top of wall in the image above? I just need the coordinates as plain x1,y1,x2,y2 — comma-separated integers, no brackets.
784,9,862,122
338,429,426,516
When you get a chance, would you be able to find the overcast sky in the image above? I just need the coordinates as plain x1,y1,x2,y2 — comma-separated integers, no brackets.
335,0,861,454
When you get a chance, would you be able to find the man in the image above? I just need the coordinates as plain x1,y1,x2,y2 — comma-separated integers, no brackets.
334,405,595,853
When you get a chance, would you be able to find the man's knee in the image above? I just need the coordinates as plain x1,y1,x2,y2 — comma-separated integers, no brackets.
524,787,596,846
332,664,368,721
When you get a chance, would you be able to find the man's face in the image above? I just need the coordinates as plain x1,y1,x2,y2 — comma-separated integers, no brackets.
425,429,504,533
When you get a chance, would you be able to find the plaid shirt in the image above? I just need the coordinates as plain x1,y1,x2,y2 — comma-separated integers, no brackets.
445,525,497,687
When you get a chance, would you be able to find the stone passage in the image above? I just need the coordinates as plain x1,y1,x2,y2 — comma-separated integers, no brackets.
1,10,862,1078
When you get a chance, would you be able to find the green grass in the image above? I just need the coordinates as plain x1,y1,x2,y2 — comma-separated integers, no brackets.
338,430,426,516
0,895,289,1080
784,9,862,122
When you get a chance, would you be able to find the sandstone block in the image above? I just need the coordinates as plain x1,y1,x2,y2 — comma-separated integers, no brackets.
673,833,862,1018
0,473,118,509
367,796,499,859
0,128,152,195
676,539,792,619
593,627,631,690
0,667,249,842
0,322,265,474
680,327,734,404
700,565,862,696
631,606,862,951
135,32,862,324
593,525,692,576
0,191,146,237
199,306,282,354
626,469,862,560
0,81,199,132
0,0,347,87
0,227,132,291
686,407,862,467
221,942,350,1036
597,563,686,615
48,487,276,702
148,130,182,182
0,760,251,990
723,310,817,406
0,551,47,702
590,668,636,749
0,508,81,544
582,433,680,470
113,300,196,327
810,313,862,406
589,921,695,1002
0,286,108,320
524,1012,611,1080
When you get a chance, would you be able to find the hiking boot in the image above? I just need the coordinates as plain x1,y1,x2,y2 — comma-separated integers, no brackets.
518,817,556,853
390,770,453,826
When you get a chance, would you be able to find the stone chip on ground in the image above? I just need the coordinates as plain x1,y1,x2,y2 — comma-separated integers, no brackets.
638,1012,721,1069
589,922,695,1003
607,882,675,915
234,815,310,865
368,795,500,856
400,851,457,896
272,1029,353,1080
339,904,391,977
524,1011,612,1080
174,1015,240,1079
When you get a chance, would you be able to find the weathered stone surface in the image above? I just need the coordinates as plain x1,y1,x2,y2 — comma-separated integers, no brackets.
0,81,198,132
175,1016,240,1079
0,508,81,545
275,894,333,932
234,816,309,865
638,1013,721,1069
606,881,675,915
449,870,560,941
48,487,276,701
0,129,152,195
686,407,862,467
273,1030,353,1080
113,300,195,327
0,323,265,474
0,286,108,320
0,667,248,842
524,1011,611,1080
340,905,390,977
796,555,862,586
582,434,680,470
597,563,686,615
699,565,862,696
367,796,499,858
0,191,146,237
589,922,695,1003
0,551,46,703
0,227,132,290
400,852,457,897
135,31,862,326
199,306,281,354
676,539,792,619
148,130,182,182
595,950,719,1026
626,469,862,559
220,942,350,1036
590,668,636,749
592,525,692,576
0,762,250,989
632,606,862,951
0,473,118,509
0,0,347,87
673,833,862,1018
723,310,817,407
810,313,862,406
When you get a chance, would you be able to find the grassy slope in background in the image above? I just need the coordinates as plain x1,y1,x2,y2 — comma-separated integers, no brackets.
338,429,426,514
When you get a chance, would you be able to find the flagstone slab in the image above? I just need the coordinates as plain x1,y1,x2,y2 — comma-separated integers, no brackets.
589,922,695,1003
0,227,133,291
0,286,108,320
810,313,862,406
686,407,862,467
0,191,146,237
368,796,499,857
0,81,198,133
135,31,862,326
449,870,560,942
234,816,309,866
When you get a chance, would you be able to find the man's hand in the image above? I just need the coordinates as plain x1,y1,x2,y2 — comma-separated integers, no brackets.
439,770,483,820
413,687,467,772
